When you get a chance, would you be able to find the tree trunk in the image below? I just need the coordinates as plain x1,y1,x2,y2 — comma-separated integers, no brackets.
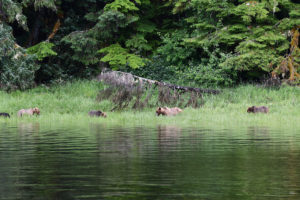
27,9,45,46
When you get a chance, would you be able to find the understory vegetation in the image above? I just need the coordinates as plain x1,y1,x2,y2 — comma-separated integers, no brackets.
0,0,299,91
0,80,299,128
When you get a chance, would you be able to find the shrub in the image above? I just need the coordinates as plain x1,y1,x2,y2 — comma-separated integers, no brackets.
0,24,39,91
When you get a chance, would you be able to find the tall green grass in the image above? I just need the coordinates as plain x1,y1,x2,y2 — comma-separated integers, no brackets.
0,80,112,115
0,80,299,129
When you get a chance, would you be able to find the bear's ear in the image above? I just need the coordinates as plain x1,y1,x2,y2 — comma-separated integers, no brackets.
158,107,161,110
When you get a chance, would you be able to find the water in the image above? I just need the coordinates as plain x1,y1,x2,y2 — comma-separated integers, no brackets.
0,123,300,200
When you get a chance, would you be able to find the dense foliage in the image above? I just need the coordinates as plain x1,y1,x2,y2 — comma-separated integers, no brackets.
0,24,38,90
0,0,299,90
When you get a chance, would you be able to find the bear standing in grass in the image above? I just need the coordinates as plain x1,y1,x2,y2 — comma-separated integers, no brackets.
0,113,10,118
18,108,40,117
247,106,269,113
88,110,107,118
156,107,183,116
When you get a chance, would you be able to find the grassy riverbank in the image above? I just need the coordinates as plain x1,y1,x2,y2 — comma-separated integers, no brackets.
0,80,299,129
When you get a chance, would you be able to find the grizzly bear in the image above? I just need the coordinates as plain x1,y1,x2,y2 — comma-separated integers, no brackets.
156,107,183,116
18,108,40,117
0,113,10,118
247,106,269,113
88,110,107,118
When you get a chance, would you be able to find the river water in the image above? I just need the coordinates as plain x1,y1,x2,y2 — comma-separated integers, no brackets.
0,123,299,200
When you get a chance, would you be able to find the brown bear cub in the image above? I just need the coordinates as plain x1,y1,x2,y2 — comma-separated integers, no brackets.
0,113,10,118
156,107,183,116
18,108,40,117
247,106,269,113
88,110,107,118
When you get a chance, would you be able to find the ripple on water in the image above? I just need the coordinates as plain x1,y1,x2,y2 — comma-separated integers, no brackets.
0,123,300,199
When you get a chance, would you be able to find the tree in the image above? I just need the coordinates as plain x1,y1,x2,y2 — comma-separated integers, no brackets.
180,0,299,82
0,24,38,90
0,0,58,89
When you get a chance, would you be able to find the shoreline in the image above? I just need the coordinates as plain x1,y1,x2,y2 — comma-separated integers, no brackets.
0,108,299,130
0,80,299,129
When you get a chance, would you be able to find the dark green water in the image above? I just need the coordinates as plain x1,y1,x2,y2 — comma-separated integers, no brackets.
0,123,300,200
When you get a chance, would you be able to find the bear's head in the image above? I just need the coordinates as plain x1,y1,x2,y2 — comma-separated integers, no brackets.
100,112,107,118
33,107,40,115
156,107,166,116
247,106,255,113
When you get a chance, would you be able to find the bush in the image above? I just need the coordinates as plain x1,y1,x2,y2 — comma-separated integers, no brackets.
0,24,39,91
127,55,177,83
178,47,237,87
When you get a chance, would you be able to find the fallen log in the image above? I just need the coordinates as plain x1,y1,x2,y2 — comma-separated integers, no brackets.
97,69,221,95
96,69,220,110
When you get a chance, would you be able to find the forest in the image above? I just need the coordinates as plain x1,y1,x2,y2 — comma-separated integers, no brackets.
0,0,299,91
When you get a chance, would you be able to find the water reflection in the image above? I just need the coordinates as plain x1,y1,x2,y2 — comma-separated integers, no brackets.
247,126,270,140
157,125,181,150
0,123,299,199
18,122,40,135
